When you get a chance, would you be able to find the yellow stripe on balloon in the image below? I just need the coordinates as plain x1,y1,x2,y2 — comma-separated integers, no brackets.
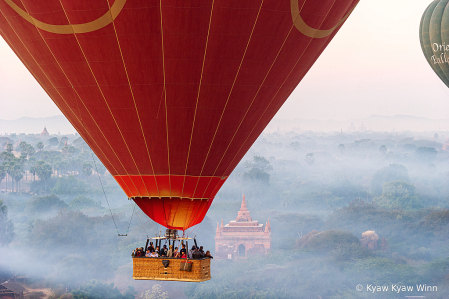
290,0,357,38
4,0,127,34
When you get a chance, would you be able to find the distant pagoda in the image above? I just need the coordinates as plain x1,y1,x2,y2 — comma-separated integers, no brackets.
215,195,271,259
41,127,49,136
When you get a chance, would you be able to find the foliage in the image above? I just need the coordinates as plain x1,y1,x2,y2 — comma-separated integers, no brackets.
370,164,409,195
299,230,359,250
245,156,273,171
35,160,53,181
49,137,59,147
140,285,168,299
379,145,387,154
36,141,44,151
82,162,93,177
0,200,14,246
0,151,15,162
69,196,101,210
72,280,135,299
305,153,315,165
242,168,270,184
243,156,272,184
52,176,89,195
415,147,437,163
374,180,423,210
27,194,68,213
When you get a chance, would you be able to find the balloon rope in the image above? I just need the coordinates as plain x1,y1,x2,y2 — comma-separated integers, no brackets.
91,152,121,235
125,203,136,234
186,221,203,238
135,206,148,238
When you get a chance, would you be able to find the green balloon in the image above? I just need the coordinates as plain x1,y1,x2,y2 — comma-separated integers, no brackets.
420,0,449,87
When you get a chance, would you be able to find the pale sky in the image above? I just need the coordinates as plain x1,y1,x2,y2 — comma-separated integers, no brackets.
0,0,448,123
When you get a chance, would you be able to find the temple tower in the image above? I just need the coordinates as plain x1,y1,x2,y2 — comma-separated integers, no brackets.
215,195,271,259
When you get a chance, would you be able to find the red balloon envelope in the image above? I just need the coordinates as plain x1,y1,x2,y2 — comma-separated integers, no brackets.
0,0,359,230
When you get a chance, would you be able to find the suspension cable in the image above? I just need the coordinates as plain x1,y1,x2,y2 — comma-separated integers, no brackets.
90,152,123,236
135,205,148,238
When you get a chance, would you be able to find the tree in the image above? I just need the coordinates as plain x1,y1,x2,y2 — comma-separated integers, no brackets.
36,141,44,151
0,151,14,162
370,164,409,196
434,133,439,140
305,153,315,165
52,176,89,195
242,156,272,184
35,160,53,194
0,200,14,246
374,180,423,210
5,143,13,153
379,145,387,155
415,147,437,163
82,162,93,178
140,285,168,299
10,160,24,193
25,144,35,158
0,166,5,191
28,194,68,213
19,141,27,152
48,137,59,147
244,156,273,172
69,196,101,210
338,144,345,154
28,156,37,182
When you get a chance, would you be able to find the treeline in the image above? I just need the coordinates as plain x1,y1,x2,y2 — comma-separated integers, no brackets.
0,136,106,195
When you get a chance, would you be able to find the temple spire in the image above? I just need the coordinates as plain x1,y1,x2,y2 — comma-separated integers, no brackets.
240,194,248,211
221,219,224,229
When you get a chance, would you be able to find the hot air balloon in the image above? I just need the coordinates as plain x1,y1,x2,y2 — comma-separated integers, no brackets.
420,0,449,87
0,0,359,233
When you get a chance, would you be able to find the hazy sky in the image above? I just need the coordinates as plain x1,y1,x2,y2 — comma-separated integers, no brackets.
0,0,448,122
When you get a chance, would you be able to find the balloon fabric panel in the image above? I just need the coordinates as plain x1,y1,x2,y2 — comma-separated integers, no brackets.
0,0,359,230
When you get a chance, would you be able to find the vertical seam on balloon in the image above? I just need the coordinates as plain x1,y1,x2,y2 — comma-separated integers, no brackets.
190,0,265,200
430,1,449,84
0,3,121,179
55,0,143,195
198,0,309,199
427,2,449,87
181,0,215,199
159,0,170,229
203,3,310,192
438,1,449,83
221,0,353,177
185,198,200,231
10,0,126,178
105,0,156,198
201,18,297,199
421,3,447,87
159,0,171,202
186,199,202,231
0,25,110,178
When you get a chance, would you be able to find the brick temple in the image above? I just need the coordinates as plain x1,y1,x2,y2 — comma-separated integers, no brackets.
215,195,271,259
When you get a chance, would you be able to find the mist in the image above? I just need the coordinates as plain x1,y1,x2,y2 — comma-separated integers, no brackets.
0,128,448,298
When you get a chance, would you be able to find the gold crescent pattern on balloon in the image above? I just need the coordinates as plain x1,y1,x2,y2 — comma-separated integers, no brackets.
290,0,356,38
4,0,127,34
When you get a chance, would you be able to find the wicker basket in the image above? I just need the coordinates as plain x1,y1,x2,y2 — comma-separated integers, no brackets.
133,257,211,282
